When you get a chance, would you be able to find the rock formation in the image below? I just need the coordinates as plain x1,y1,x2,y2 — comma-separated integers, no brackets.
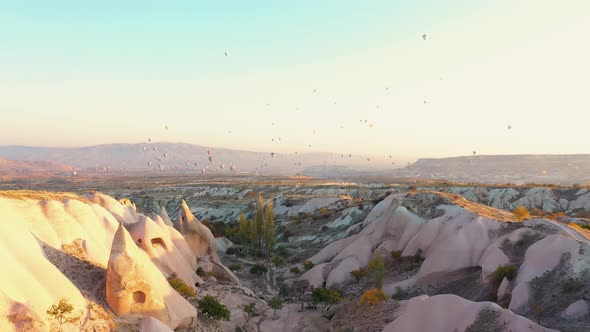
106,223,197,329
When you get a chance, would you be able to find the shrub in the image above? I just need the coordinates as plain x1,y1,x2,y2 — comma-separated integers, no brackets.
169,277,196,298
277,245,289,257
320,207,328,216
272,256,285,267
198,295,231,321
229,263,242,272
290,266,301,274
312,288,341,311
303,260,315,271
391,250,403,259
349,269,368,284
561,278,583,293
358,288,388,306
268,296,283,318
241,302,259,323
512,206,531,221
196,267,206,277
408,185,417,191
249,264,268,275
46,298,80,332
368,252,385,289
492,265,518,284
414,248,424,263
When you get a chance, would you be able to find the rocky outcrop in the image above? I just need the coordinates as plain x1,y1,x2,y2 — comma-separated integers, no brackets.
141,317,174,332
563,300,589,319
106,223,197,329
176,200,240,284
383,294,557,332
127,215,202,288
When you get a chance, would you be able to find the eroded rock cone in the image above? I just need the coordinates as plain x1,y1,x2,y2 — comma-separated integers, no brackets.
106,223,197,329
176,200,240,284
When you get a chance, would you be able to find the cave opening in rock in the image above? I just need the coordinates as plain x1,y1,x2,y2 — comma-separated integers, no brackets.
151,237,167,249
133,291,146,304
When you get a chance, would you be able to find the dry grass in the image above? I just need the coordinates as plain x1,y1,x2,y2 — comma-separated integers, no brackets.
0,190,91,204
567,223,590,239
412,190,517,223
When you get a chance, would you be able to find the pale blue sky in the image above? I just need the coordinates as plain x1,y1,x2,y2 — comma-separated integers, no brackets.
1,1,589,162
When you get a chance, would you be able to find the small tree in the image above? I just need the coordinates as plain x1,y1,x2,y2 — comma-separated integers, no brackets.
268,296,283,319
492,265,518,285
391,250,403,260
512,206,531,221
241,302,259,323
368,252,385,290
198,295,231,321
264,201,275,257
290,266,301,274
237,212,249,244
312,288,340,311
349,269,368,284
358,288,388,306
530,302,544,325
255,195,265,253
46,298,80,332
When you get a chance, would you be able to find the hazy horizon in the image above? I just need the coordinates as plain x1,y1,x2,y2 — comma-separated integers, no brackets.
2,1,589,160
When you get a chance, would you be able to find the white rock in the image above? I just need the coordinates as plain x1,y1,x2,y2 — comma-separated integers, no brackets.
563,300,589,319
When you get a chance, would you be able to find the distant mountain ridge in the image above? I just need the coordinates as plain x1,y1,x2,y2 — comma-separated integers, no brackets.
402,154,590,185
0,157,72,173
0,143,385,174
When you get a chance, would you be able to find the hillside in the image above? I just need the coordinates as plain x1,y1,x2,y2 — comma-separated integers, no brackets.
0,158,72,174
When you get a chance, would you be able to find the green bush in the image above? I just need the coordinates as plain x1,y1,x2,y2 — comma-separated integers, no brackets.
169,277,196,298
349,268,368,283
196,267,206,277
303,260,315,271
272,256,285,267
312,288,341,311
249,264,268,275
290,266,301,274
391,250,403,259
492,265,518,284
561,278,583,293
198,295,231,321
229,263,242,271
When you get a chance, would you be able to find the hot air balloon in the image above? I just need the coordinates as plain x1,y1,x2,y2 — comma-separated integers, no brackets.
473,151,477,156
201,169,206,174
208,156,213,163
271,152,275,158
422,34,427,40
165,125,168,131
148,138,151,142
508,125,512,130
194,162,198,167
148,161,152,166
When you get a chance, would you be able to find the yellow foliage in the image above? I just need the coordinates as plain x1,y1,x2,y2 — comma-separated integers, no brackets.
169,277,196,298
512,206,531,221
358,288,387,306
